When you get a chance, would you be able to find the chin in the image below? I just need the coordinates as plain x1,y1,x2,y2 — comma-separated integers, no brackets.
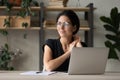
59,34,65,37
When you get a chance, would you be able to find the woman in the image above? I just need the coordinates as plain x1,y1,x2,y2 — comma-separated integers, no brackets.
43,10,87,72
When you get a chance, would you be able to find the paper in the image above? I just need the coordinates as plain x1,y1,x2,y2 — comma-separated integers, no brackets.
20,71,56,76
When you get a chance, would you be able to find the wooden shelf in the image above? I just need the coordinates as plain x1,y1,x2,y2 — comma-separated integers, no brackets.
0,6,96,11
0,6,40,11
44,26,89,31
0,27,40,30
45,7,90,11
43,20,89,31
45,7,96,11
0,26,89,31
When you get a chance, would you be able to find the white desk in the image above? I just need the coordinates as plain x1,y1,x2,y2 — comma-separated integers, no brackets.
0,71,120,80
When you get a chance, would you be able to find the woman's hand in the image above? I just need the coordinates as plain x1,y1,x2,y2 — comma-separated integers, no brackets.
66,35,82,55
73,35,82,47
68,41,76,52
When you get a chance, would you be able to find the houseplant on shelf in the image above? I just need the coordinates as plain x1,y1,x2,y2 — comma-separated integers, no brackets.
17,0,39,17
18,0,39,38
0,43,22,70
2,0,39,27
0,29,22,70
2,0,39,38
100,7,120,72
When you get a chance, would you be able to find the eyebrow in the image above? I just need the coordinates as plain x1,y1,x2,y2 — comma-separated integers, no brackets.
57,21,71,23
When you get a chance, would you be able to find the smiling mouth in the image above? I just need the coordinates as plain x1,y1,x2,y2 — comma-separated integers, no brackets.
59,31,65,33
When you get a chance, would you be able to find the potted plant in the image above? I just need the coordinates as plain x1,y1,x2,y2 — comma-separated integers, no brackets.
100,7,120,59
0,28,22,70
0,0,13,28
18,0,39,38
19,0,39,17
100,7,120,72
0,43,22,70
2,0,39,28
2,0,39,38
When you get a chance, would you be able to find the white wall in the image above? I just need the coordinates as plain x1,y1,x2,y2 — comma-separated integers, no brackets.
0,30,40,71
76,0,120,47
0,0,120,70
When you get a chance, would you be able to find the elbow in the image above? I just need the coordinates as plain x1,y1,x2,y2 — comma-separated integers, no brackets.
44,65,54,71
44,65,54,72
45,68,53,72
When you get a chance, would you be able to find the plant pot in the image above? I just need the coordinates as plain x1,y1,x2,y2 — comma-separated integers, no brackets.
0,16,9,28
48,0,68,7
9,0,22,6
11,16,31,28
0,16,30,28
63,0,69,7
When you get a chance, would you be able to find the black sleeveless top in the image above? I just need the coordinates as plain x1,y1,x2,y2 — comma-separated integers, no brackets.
43,39,87,72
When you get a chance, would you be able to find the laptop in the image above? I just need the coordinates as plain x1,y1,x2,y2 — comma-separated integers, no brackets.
68,47,109,75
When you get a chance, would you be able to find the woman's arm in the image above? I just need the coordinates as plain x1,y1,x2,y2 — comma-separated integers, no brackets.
43,40,77,71
43,45,70,71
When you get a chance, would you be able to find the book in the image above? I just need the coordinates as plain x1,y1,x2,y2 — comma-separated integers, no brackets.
20,71,56,76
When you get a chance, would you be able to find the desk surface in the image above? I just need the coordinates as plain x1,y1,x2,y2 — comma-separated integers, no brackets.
0,71,120,80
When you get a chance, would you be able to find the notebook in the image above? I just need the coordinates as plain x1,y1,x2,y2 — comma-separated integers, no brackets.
68,47,109,75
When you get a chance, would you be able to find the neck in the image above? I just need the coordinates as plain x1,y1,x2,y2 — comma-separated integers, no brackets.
60,36,73,45
60,36,73,52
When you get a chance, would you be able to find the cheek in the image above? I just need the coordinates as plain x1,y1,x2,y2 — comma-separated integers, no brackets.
57,27,61,34
56,27,59,32
65,28,74,34
68,27,75,32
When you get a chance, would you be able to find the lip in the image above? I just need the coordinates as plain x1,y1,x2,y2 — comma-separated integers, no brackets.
59,30,65,34
59,30,65,33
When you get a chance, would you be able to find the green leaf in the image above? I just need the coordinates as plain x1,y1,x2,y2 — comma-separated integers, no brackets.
4,43,9,51
105,41,112,48
100,16,112,25
30,12,35,16
115,44,120,51
105,34,119,42
118,13,120,27
108,48,119,59
21,0,29,8
105,41,119,59
9,67,14,70
104,24,117,34
110,7,120,30
23,33,27,39
4,17,11,27
110,7,118,22
22,22,28,28
17,11,26,18
32,1,39,6
0,30,8,36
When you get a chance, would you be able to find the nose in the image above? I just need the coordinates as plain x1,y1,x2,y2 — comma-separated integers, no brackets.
61,23,65,27
59,24,65,29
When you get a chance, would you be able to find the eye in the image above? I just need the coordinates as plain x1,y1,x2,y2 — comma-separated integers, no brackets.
57,22,62,26
57,21,71,27
64,22,70,26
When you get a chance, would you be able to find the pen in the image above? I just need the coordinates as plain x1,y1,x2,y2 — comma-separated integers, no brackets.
36,71,42,74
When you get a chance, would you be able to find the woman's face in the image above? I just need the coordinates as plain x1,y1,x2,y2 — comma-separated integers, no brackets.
57,15,76,38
